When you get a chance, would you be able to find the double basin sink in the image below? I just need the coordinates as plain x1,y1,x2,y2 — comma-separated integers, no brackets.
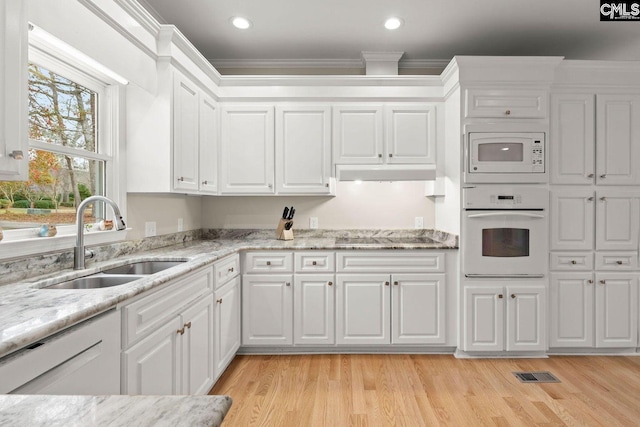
44,261,186,290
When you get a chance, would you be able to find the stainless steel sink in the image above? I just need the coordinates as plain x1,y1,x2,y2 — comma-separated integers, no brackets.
101,260,186,275
44,274,145,290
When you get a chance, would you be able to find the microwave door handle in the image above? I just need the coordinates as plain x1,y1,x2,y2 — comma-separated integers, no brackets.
467,212,545,219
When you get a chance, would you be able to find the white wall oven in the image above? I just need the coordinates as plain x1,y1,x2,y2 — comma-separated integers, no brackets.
465,132,546,184
462,186,548,278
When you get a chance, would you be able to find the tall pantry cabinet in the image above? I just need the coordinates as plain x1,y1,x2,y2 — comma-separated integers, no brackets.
549,91,640,350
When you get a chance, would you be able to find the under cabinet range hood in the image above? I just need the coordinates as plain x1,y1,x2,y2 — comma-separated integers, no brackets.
336,164,437,181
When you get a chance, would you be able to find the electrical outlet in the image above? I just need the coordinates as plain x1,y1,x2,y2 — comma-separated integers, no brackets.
177,218,184,232
414,216,424,229
145,221,157,237
309,217,318,229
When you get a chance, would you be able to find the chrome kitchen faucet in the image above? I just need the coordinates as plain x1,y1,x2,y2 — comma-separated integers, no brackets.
74,196,126,270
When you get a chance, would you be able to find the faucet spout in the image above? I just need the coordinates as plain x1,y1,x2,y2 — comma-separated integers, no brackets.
74,196,126,270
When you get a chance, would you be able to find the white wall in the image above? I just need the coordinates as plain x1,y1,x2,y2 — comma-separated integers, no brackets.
127,194,202,239
201,181,435,230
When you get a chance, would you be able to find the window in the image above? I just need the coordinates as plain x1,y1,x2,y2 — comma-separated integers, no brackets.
0,26,126,258
0,64,107,228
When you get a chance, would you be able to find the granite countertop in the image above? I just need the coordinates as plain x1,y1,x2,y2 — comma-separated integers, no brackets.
0,229,458,359
0,394,232,427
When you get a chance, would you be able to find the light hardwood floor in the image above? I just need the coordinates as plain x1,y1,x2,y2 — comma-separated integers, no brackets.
210,353,640,426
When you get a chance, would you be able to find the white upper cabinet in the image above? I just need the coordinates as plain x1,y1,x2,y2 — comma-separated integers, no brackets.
173,74,200,192
551,189,639,251
596,94,640,185
0,0,28,181
551,93,640,185
219,105,275,194
333,104,437,165
384,105,436,164
128,66,217,195
333,105,384,164
275,105,332,194
550,94,595,184
465,88,548,119
198,95,218,194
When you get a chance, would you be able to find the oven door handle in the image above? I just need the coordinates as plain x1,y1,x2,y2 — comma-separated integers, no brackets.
467,212,545,219
465,274,545,278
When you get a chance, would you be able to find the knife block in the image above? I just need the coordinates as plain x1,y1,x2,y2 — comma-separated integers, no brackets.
276,218,294,240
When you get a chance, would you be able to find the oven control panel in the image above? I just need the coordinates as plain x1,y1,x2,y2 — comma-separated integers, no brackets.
463,186,548,210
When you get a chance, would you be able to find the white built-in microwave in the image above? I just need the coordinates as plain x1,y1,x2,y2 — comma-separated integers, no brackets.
465,132,546,183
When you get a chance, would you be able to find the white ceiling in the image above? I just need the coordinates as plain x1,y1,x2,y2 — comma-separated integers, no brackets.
139,0,640,71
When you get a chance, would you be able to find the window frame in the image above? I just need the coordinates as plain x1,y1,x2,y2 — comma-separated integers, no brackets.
0,27,127,260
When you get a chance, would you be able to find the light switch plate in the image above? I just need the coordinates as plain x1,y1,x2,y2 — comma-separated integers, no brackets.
414,216,424,229
145,221,157,237
309,217,318,229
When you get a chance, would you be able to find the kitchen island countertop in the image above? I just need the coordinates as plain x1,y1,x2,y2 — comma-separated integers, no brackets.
0,394,232,427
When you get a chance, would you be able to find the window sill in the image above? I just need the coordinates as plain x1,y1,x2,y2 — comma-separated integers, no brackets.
0,225,129,261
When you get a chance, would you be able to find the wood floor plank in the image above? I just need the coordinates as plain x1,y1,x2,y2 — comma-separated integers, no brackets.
210,354,640,426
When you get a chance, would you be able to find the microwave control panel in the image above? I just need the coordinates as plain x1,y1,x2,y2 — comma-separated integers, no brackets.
532,139,544,171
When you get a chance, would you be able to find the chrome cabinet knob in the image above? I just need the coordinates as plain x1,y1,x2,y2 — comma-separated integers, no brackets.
599,280,606,285
505,110,511,115
587,173,594,178
587,197,594,202
378,154,382,158
587,279,593,284
571,260,577,265
616,260,623,265
600,197,606,201
600,174,606,178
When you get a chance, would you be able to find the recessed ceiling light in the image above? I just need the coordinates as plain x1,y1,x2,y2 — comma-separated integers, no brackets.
231,17,252,29
384,17,403,30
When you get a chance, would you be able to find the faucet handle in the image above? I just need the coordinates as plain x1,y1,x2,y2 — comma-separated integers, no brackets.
84,249,95,259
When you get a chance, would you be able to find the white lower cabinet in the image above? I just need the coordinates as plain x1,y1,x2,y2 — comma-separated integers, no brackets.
121,266,215,395
336,272,447,346
214,275,241,378
242,274,293,346
392,274,446,345
462,284,546,353
123,293,214,395
294,274,335,345
336,274,390,345
550,272,638,348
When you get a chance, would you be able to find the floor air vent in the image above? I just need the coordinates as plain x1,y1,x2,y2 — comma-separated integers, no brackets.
513,371,560,383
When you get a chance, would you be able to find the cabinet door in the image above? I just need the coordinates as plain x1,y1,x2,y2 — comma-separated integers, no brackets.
595,190,640,251
595,273,638,348
550,94,595,184
220,105,275,194
199,95,218,194
391,273,445,344
505,285,546,352
549,272,594,348
465,88,547,118
173,74,200,192
0,0,28,180
384,104,436,164
293,274,335,345
242,274,293,345
462,286,504,352
596,94,640,185
336,274,390,345
123,316,182,395
214,276,241,378
333,105,384,164
275,105,332,194
550,189,595,250
181,294,215,395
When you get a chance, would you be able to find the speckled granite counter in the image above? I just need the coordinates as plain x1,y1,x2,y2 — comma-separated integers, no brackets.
0,229,457,358
0,394,232,427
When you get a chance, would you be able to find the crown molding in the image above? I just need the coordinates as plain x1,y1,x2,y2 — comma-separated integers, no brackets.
211,57,451,71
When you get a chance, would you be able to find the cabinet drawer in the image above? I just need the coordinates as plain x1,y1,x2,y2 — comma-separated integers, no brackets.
465,88,547,118
214,254,239,288
243,251,293,273
595,252,639,270
336,251,444,273
550,252,594,271
294,251,335,273
122,267,212,348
